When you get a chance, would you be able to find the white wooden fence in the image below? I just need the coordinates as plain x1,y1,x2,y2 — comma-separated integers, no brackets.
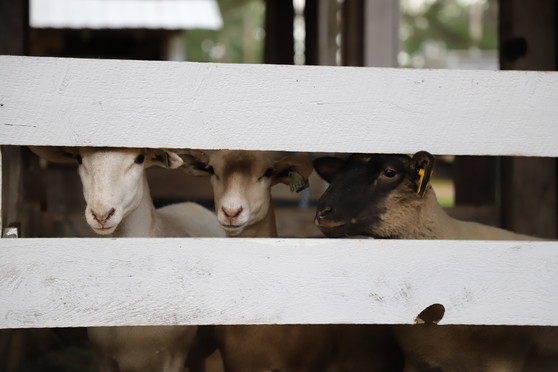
0,55,557,329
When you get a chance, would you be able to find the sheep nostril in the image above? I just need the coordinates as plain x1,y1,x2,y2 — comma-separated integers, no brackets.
91,210,100,223
106,208,115,220
316,206,333,219
222,207,243,218
92,208,116,225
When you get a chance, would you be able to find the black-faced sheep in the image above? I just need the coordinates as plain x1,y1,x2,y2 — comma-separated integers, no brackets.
314,151,536,240
313,151,549,372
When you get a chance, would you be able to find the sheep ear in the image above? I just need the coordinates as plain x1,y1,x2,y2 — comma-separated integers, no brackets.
272,156,313,192
28,146,79,164
147,149,183,169
410,151,435,198
177,150,212,177
313,156,346,183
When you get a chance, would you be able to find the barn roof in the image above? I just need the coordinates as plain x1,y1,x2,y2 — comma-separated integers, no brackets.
30,0,223,30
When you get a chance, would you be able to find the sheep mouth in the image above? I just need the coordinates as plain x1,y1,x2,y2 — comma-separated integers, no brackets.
220,222,247,232
314,218,347,229
315,217,376,238
92,225,117,235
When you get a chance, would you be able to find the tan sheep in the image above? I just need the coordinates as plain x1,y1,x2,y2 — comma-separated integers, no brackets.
182,149,403,372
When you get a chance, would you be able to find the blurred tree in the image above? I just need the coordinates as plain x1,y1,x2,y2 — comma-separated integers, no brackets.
401,0,498,67
185,0,265,63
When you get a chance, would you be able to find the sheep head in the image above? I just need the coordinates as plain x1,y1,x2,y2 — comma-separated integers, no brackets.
29,146,182,235
313,151,435,238
180,150,313,236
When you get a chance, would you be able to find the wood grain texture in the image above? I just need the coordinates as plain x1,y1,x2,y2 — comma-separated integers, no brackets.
1,238,557,328
1,56,558,156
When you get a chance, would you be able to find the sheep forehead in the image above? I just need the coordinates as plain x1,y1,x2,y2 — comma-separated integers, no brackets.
79,148,144,178
80,147,142,160
333,154,410,189
211,150,275,180
325,155,413,210
347,153,410,168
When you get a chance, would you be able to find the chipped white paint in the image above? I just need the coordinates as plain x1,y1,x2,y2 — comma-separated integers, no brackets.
1,56,558,156
1,238,557,329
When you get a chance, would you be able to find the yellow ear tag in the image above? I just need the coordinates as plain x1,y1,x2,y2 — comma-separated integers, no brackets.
288,170,309,193
416,168,426,196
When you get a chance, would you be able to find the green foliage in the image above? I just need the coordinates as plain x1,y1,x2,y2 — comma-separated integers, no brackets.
401,0,498,66
185,0,265,63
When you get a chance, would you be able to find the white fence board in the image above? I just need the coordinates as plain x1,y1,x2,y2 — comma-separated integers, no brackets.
1,56,557,330
1,56,558,156
1,238,557,329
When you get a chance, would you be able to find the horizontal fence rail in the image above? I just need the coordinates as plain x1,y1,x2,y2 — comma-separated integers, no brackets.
1,238,557,329
1,56,557,329
1,56,558,156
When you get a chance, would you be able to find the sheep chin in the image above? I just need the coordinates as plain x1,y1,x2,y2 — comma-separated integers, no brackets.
317,226,349,238
221,224,246,236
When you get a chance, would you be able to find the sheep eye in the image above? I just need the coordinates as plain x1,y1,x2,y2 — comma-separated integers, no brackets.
207,166,215,175
135,155,145,164
383,169,397,178
263,168,273,178
76,155,83,165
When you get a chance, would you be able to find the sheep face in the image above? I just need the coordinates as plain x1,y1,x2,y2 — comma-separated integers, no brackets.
314,152,434,238
78,149,147,235
180,150,313,236
207,151,275,235
77,148,183,235
29,146,182,235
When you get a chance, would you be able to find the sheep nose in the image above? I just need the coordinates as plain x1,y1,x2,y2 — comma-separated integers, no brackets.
92,208,116,226
222,206,243,218
316,206,333,220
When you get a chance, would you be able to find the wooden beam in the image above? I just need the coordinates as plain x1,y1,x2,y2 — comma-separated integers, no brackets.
341,0,364,66
304,0,319,65
0,147,22,235
1,56,558,157
264,0,294,64
364,0,399,67
317,0,338,65
499,0,557,238
0,0,28,55
0,0,27,232
1,238,557,328
499,0,556,70
502,157,557,238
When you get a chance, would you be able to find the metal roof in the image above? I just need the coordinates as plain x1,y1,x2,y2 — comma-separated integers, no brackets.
31,0,223,30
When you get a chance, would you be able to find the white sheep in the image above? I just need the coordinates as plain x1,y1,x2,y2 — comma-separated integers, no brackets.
313,151,551,372
181,149,404,372
30,146,225,372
